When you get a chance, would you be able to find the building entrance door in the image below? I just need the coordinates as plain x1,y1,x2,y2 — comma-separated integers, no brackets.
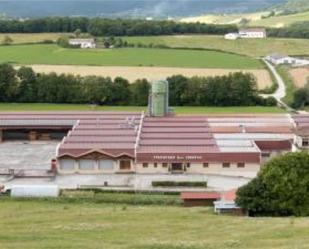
171,163,184,174
119,160,131,171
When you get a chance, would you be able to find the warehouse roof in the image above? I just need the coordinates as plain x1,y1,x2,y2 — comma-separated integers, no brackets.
0,112,297,162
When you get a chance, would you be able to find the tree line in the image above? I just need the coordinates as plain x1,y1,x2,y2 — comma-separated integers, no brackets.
0,64,276,107
267,21,309,39
0,18,237,36
0,17,308,39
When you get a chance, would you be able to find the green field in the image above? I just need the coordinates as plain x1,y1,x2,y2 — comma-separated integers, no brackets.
123,35,309,57
0,44,263,69
0,103,285,113
0,198,308,249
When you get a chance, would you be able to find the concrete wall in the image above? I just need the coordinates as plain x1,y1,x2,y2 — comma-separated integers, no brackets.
186,162,260,178
58,159,260,178
135,163,169,174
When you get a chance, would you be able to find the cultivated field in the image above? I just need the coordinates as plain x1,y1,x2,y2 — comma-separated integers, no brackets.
288,67,309,87
123,35,309,58
0,199,308,249
0,33,64,44
0,44,262,69
0,104,285,113
181,11,309,28
26,64,272,89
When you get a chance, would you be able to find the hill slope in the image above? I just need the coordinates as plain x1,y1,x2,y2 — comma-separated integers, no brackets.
0,0,285,18
274,0,309,12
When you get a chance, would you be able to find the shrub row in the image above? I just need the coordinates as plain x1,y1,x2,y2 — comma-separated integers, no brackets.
152,181,208,188
60,190,183,206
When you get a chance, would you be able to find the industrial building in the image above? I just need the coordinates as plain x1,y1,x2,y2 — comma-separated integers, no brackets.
0,81,303,179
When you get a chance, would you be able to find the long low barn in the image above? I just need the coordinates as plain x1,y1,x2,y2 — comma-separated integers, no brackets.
0,112,300,178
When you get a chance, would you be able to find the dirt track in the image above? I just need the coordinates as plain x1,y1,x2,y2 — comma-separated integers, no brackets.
289,67,309,88
23,65,272,89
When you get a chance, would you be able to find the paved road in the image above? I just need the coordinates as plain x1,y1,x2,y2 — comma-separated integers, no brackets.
261,59,294,112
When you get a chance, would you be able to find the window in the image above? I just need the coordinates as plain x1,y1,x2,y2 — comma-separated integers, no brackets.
262,152,271,157
237,163,245,168
98,160,114,170
162,163,168,168
120,160,131,170
143,163,148,168
222,163,230,168
186,163,190,168
203,163,209,168
59,159,75,170
302,139,309,147
79,159,95,170
154,163,158,168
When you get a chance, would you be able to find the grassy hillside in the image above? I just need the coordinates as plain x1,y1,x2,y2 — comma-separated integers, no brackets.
250,11,309,27
0,44,263,69
274,0,309,13
123,35,309,57
181,10,309,28
0,198,308,249
0,104,285,113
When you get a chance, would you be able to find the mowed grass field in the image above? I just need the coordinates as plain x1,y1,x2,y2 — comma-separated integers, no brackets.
0,199,309,249
123,35,309,57
0,103,285,113
0,44,263,69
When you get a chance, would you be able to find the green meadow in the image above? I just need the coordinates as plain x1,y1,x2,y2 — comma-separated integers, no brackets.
0,198,308,249
123,35,309,57
0,44,263,69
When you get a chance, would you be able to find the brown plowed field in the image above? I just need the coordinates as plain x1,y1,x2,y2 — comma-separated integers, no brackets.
289,67,309,87
21,65,273,89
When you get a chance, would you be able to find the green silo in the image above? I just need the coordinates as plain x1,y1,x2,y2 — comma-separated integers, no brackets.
150,80,169,117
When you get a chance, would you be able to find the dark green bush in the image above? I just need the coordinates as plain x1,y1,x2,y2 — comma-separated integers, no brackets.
236,152,309,216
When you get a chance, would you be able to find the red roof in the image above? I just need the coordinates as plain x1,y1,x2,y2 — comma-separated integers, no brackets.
221,189,237,201
0,112,293,162
255,140,292,151
181,192,220,200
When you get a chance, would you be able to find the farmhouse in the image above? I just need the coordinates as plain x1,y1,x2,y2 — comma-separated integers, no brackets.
239,28,267,38
224,28,266,40
69,38,96,49
266,54,309,67
0,81,298,179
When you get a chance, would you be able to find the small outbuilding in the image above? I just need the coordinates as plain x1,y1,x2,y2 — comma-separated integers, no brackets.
181,191,221,207
214,189,246,215
10,185,60,198
69,38,96,49
224,33,240,40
